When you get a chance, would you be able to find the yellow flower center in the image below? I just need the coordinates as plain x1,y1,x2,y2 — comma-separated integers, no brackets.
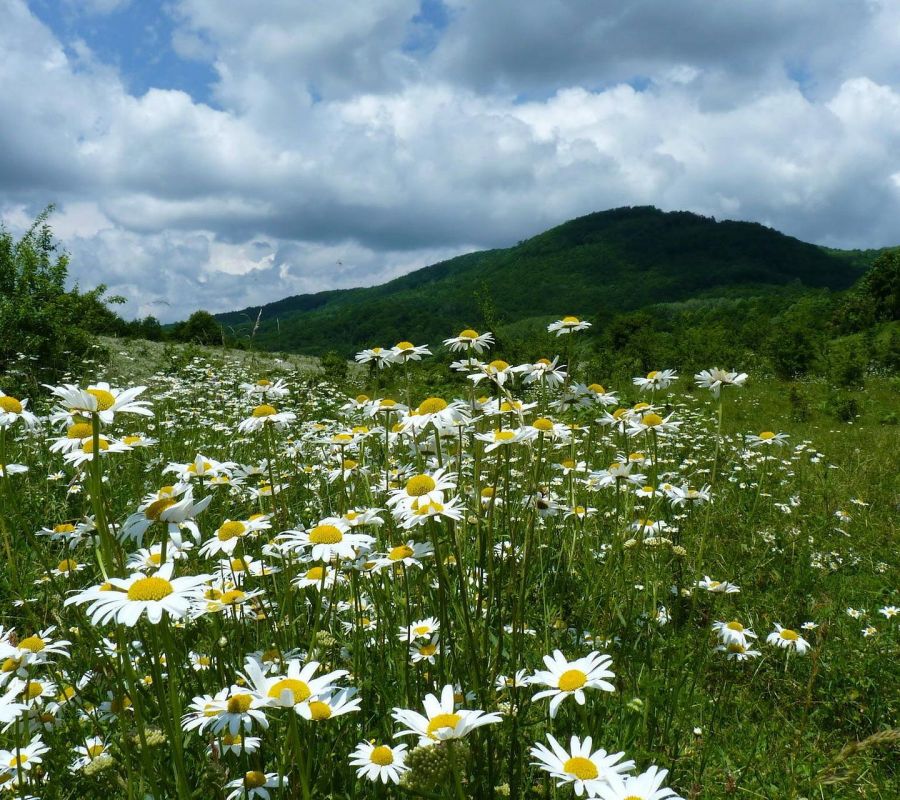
779,629,799,641
481,486,495,498
0,396,23,414
726,621,744,632
305,566,326,581
256,379,271,386
558,669,588,692
8,754,27,767
493,430,515,441
244,771,267,789
759,431,775,440
268,678,310,704
561,458,576,469
726,643,746,654
123,435,144,446
309,525,343,544
532,417,554,431
613,408,628,420
66,422,92,439
23,681,43,700
389,545,414,561
642,412,663,427
86,744,105,759
426,712,461,738
563,756,598,780
222,733,242,745
230,558,249,572
127,576,174,602
406,474,436,496
342,458,358,470
227,693,253,713
220,590,246,605
56,559,78,573
145,498,176,521
82,438,110,453
308,701,332,720
488,359,509,372
459,329,479,339
396,341,415,350
252,404,277,418
418,397,448,414
218,521,247,541
18,635,45,653
1,657,20,672
147,553,163,565
53,523,76,533
419,644,437,657
87,388,116,411
562,316,580,324
588,383,605,394
647,370,659,379
370,745,394,765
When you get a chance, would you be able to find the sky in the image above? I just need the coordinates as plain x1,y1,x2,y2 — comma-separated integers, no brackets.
1,0,899,321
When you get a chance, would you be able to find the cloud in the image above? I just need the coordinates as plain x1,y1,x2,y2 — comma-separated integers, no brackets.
1,0,898,322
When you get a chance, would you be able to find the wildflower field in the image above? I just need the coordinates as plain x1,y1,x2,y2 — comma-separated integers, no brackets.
0,321,896,800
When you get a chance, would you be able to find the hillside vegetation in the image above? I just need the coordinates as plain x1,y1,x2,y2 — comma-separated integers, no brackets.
216,206,884,356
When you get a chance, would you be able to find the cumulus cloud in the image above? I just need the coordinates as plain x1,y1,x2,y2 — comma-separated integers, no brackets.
0,0,898,321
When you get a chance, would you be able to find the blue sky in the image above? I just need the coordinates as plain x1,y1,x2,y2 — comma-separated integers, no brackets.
1,0,899,320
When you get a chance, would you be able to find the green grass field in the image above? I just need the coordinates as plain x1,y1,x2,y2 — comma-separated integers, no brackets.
0,332,896,799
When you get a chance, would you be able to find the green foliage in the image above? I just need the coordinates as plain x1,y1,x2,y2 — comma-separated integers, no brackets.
171,310,223,346
0,206,124,390
833,248,900,333
213,206,870,357
320,350,349,381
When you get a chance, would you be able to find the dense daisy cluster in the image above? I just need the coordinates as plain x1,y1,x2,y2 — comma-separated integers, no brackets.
0,319,895,799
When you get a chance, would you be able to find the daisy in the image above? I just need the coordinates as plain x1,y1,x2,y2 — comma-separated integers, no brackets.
184,687,271,735
399,617,440,643
696,576,740,594
0,626,70,670
65,563,210,626
71,737,109,771
712,620,757,648
240,378,290,399
595,765,683,800
278,519,374,562
694,368,748,397
626,411,681,437
349,741,409,784
399,497,464,528
392,684,501,746
296,688,361,721
211,733,262,757
292,564,342,590
547,316,592,335
0,392,38,429
530,650,616,718
521,357,567,387
747,431,789,448
525,417,572,442
387,469,457,513
46,382,152,424
225,771,286,800
63,436,132,467
468,359,524,387
373,540,434,571
530,734,634,796
494,670,530,691
880,606,898,619
355,346,394,369
767,624,810,654
401,397,470,434
409,637,441,664
0,735,49,783
716,642,761,661
121,490,212,549
237,404,297,433
475,427,529,453
242,658,348,712
391,341,432,362
633,370,678,392
443,328,494,353
200,516,271,557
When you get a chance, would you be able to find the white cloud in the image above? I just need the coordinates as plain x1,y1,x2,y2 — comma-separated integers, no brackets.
1,0,898,322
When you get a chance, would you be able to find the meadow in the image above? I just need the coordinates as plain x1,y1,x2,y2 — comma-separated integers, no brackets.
0,321,896,799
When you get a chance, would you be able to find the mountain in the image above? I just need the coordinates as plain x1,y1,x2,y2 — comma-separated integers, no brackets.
214,206,883,356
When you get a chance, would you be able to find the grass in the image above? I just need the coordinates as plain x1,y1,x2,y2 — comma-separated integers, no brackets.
0,334,896,799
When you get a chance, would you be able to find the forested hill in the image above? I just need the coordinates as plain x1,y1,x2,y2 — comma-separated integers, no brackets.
214,206,882,356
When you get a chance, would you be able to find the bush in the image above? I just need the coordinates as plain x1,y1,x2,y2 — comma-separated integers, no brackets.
0,207,125,390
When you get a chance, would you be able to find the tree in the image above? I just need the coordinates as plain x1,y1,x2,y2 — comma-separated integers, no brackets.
175,310,222,345
0,206,124,390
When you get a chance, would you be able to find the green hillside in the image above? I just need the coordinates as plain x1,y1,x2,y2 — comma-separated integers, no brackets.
215,206,877,355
